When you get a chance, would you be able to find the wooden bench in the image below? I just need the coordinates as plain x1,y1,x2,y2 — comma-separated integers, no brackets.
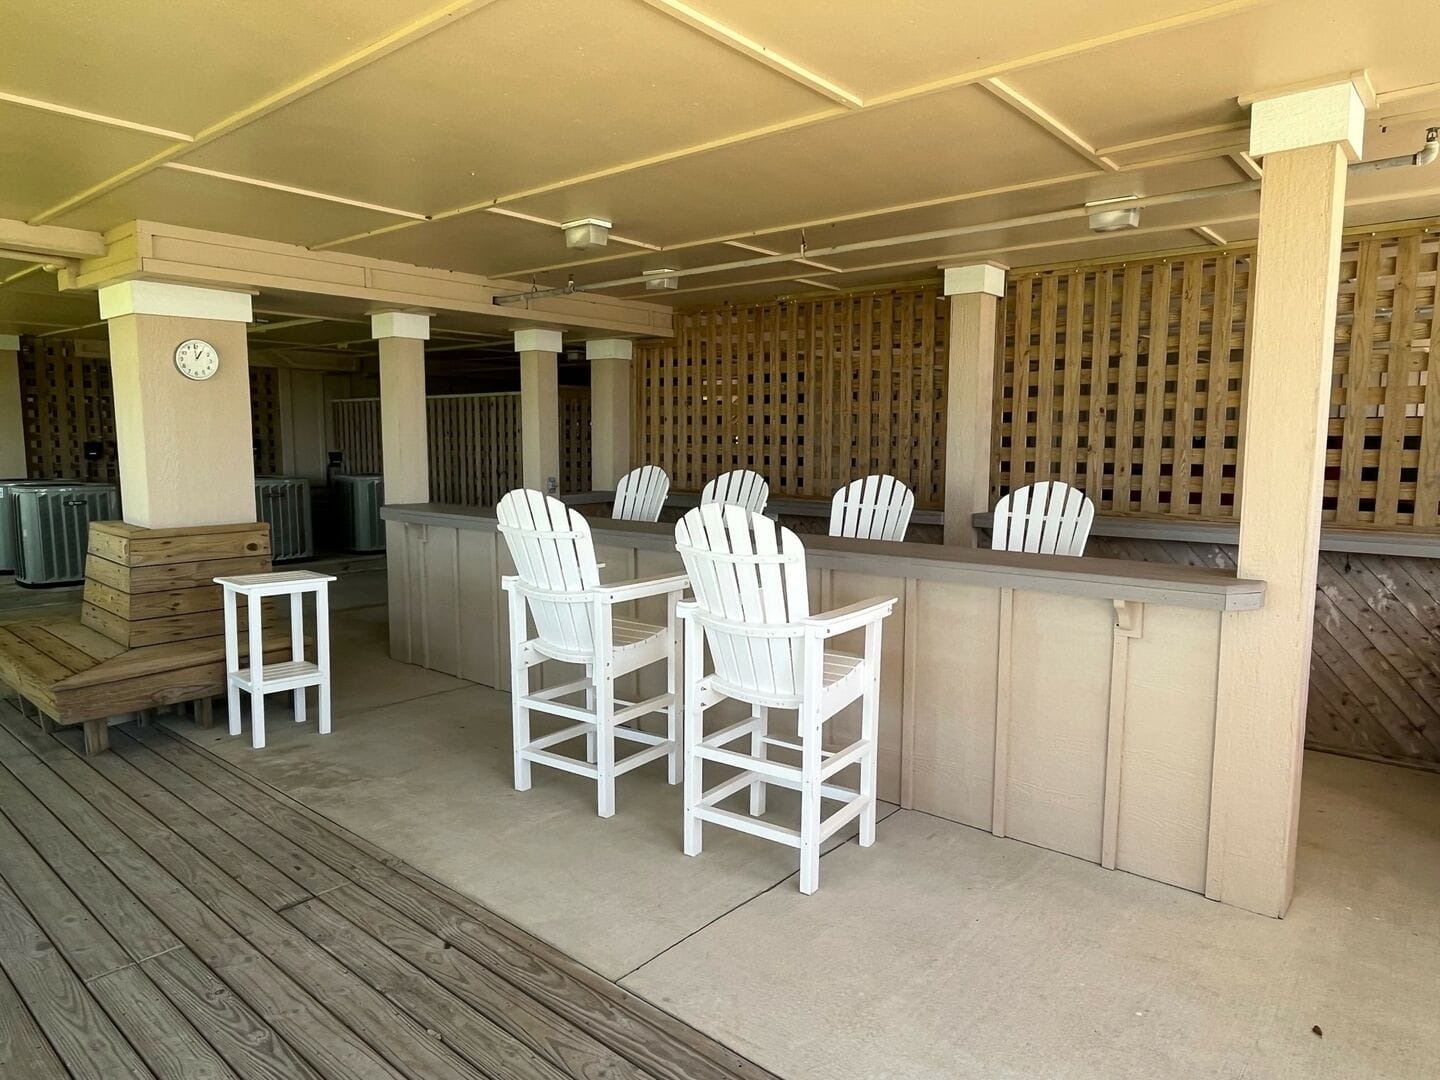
0,520,293,754
0,618,295,753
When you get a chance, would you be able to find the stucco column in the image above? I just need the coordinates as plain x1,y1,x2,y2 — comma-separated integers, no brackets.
0,334,24,477
99,282,256,527
515,328,561,493
587,338,633,490
1207,81,1364,918
372,312,431,504
942,263,1006,545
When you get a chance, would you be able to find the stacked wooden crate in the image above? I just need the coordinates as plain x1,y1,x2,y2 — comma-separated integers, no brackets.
81,521,273,647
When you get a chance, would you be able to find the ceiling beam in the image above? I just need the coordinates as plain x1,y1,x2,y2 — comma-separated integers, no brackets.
312,0,1269,253
0,218,106,258
165,163,430,219
0,91,192,142
1191,226,1228,245
636,0,863,108
979,78,1117,171
28,0,504,225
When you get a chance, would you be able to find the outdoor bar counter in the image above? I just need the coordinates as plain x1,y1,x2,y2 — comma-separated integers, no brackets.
381,502,1265,896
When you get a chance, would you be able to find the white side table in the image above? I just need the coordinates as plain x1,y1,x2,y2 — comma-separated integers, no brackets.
215,570,337,749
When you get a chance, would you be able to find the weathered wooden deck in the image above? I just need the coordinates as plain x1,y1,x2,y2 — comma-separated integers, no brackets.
0,703,777,1080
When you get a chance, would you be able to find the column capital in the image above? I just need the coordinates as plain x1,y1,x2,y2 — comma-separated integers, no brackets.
585,338,633,361
1248,80,1365,161
514,327,563,353
943,262,1007,298
98,281,253,323
0,334,18,351
371,311,430,340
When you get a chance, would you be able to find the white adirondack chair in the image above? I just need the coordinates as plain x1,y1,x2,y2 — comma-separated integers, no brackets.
829,474,915,541
674,504,897,894
991,481,1095,556
497,490,688,817
612,465,670,522
700,469,769,515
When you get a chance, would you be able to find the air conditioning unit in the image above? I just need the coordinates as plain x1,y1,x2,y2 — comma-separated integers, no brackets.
254,476,313,561
333,474,385,553
12,481,120,586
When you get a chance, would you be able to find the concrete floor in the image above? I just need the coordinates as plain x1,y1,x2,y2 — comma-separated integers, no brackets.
156,567,1439,1080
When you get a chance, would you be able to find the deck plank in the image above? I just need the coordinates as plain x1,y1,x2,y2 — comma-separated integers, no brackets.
0,962,68,1079
0,702,776,1080
0,874,155,1078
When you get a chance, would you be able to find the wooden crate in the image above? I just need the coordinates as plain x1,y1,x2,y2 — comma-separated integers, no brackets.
80,521,273,649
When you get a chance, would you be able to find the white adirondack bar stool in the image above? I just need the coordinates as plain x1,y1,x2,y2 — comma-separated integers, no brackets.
216,570,336,750
829,474,915,541
700,469,769,514
991,480,1096,555
674,504,897,894
612,464,670,522
497,489,688,817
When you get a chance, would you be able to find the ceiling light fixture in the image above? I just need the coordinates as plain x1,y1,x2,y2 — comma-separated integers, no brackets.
561,217,612,250
644,268,679,291
1086,195,1141,233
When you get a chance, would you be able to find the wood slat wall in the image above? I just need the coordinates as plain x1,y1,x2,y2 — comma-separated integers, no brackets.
332,389,591,503
996,225,1440,528
18,339,283,482
1084,535,1440,771
632,289,948,507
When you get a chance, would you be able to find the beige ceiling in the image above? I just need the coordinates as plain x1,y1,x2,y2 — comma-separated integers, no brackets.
3,0,1440,336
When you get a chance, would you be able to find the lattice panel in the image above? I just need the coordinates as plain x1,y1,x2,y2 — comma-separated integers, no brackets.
632,288,948,507
249,366,282,475
20,339,117,482
331,389,590,504
996,226,1440,529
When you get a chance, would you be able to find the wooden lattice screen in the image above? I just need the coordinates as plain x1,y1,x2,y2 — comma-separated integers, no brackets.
996,225,1440,528
632,288,948,506
332,389,591,502
18,340,282,482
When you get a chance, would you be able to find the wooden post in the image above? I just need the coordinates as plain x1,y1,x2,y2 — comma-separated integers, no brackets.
0,334,23,477
516,328,562,493
372,312,431,504
588,338,633,491
943,263,1006,545
99,282,256,527
1208,81,1364,918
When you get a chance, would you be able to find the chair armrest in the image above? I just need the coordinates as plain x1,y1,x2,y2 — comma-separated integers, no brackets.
801,596,897,638
594,573,690,604
500,575,519,592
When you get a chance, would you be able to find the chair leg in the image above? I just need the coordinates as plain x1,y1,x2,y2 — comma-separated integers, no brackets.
859,656,881,848
227,681,242,737
512,656,532,792
682,624,703,856
595,676,616,818
798,709,822,895
584,667,597,764
749,706,768,816
665,629,680,786
251,692,266,750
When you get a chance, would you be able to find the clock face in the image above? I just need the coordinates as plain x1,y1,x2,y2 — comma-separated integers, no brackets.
174,339,220,381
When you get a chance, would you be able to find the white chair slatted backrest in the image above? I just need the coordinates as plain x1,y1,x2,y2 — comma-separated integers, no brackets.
497,489,602,655
700,469,770,515
611,465,670,522
675,505,809,700
829,474,915,541
991,481,1095,556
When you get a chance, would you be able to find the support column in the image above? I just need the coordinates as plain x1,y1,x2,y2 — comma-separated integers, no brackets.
372,312,430,504
515,328,561,493
1208,81,1363,917
942,263,1006,545
587,338,633,490
0,334,24,477
99,282,255,527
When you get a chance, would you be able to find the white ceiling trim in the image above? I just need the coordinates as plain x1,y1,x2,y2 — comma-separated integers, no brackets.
0,90,192,142
979,78,1118,171
28,0,504,225
164,162,430,220
636,0,864,108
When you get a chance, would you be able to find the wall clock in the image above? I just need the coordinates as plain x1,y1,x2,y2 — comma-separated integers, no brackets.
174,338,220,381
